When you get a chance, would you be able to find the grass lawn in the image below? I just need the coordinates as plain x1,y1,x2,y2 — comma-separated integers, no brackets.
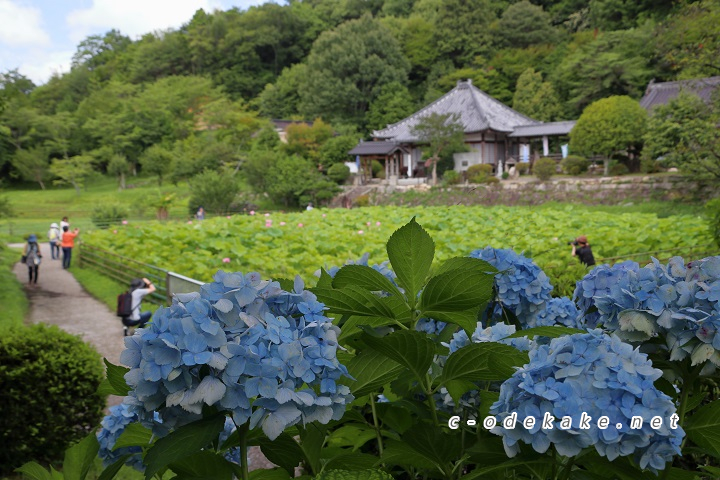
0,243,27,330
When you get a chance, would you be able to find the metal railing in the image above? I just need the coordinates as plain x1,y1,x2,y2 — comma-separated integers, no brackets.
78,243,204,306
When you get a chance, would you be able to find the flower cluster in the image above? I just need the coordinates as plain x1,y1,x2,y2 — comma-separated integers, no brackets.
531,297,583,329
573,256,720,372
97,403,147,471
120,271,353,440
469,247,553,325
490,329,683,472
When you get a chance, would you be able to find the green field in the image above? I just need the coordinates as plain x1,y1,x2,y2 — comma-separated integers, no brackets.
82,204,713,297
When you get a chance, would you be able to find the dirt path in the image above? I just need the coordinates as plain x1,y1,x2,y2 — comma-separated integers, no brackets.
12,242,274,469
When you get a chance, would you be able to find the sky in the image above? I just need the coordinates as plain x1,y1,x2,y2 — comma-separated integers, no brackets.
0,0,270,86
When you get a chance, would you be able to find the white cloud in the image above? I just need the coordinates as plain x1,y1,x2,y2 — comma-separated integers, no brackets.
19,49,73,84
66,0,226,43
0,0,51,47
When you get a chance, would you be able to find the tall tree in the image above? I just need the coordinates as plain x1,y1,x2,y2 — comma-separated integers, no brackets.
643,91,720,179
366,82,416,132
11,147,50,189
496,1,558,49
300,15,410,127
569,95,647,175
410,112,465,185
433,0,497,66
139,145,174,185
513,68,563,122
49,155,95,193
107,153,130,190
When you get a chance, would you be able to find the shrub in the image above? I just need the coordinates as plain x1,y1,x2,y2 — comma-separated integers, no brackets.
188,170,241,214
371,160,384,178
640,155,662,174
327,163,351,184
466,164,494,183
90,203,129,229
501,171,509,180
442,169,461,186
707,197,720,248
609,162,630,176
0,324,104,474
516,163,530,175
560,155,590,175
354,194,370,207
533,157,557,181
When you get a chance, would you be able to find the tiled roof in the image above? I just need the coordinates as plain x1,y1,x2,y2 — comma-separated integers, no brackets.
348,141,407,156
639,77,720,110
373,80,539,142
509,120,577,137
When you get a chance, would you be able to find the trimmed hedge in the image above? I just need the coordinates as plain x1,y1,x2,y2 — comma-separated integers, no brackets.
560,155,590,175
0,324,105,474
533,157,557,181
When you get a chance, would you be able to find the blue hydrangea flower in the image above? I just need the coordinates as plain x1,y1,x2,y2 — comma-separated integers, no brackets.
469,247,553,325
97,403,148,471
489,329,683,473
120,271,354,441
531,297,584,329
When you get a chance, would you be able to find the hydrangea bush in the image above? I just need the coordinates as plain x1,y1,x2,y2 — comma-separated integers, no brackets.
19,219,720,480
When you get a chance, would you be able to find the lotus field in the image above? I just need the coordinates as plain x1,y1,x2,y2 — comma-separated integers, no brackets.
85,205,712,287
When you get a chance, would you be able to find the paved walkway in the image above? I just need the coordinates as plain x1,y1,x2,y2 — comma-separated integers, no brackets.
11,242,273,469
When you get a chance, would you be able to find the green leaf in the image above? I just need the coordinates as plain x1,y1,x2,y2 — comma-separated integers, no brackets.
379,440,438,470
702,466,720,476
316,469,394,480
477,390,500,421
419,270,494,312
402,423,461,469
249,468,292,480
332,265,404,298
322,453,378,471
257,432,304,476
338,316,398,343
96,379,117,397
298,423,326,475
422,308,482,336
113,422,154,450
686,392,708,414
444,379,477,405
98,455,132,480
168,451,235,480
361,330,436,384
434,257,497,276
506,326,586,338
63,432,100,480
386,218,435,301
276,278,295,292
327,424,377,451
316,268,334,289
342,349,404,397
14,462,53,480
143,414,226,479
376,404,413,434
465,437,512,466
685,400,720,458
442,343,528,383
460,459,555,480
311,286,397,319
104,358,130,396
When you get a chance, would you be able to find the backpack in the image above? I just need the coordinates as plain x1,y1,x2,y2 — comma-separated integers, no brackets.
26,243,41,266
116,291,133,318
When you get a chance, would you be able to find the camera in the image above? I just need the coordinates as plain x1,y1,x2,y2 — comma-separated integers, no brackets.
567,240,579,246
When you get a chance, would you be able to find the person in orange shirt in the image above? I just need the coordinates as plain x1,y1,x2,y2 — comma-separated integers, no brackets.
61,226,80,269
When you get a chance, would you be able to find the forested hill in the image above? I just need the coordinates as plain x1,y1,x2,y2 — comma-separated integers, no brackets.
0,0,719,189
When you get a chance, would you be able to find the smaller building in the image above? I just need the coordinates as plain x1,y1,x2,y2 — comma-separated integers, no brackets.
640,77,720,110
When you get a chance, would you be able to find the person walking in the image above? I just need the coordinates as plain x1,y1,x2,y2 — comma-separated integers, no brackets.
22,234,42,285
47,223,62,260
123,278,157,335
61,226,80,269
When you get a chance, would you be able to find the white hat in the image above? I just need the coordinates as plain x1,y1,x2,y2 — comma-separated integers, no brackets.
51,222,59,228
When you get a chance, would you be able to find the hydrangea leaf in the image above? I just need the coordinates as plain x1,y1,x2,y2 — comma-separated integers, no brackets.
249,468,292,480
315,468,395,480
332,264,404,299
143,414,226,479
685,400,720,458
379,440,439,470
419,270,494,312
476,391,501,426
14,461,55,480
464,437,512,467
327,424,377,452
112,422,154,450
434,257,498,276
103,358,130,397
506,326,585,339
459,459,556,480
312,287,397,319
360,330,436,384
167,450,236,480
442,343,528,383
257,433,305,476
316,268,334,289
321,452,378,471
62,432,99,480
422,308,482,336
386,218,435,301
342,350,404,397
298,423,327,474
444,379,477,405
97,455,132,480
402,423,461,468
338,316,399,343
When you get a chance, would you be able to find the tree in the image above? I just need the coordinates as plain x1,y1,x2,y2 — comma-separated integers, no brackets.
433,0,497,66
107,153,130,190
139,145,174,185
569,96,647,175
496,1,558,50
265,155,339,207
643,92,720,179
256,64,308,119
11,147,50,189
513,68,563,122
49,155,95,193
319,135,358,169
283,119,334,165
188,170,241,215
410,112,465,185
366,82,416,132
300,15,410,127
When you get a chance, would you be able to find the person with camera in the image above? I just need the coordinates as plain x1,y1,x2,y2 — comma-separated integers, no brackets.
570,235,595,266
124,277,156,333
